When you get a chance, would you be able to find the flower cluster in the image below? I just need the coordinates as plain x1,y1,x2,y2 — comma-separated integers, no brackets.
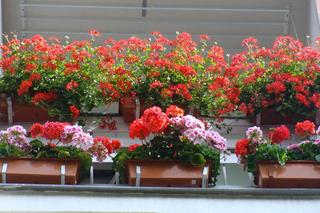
236,120,320,172
29,122,121,161
0,125,29,150
90,137,121,162
129,105,227,151
0,32,107,121
235,36,320,119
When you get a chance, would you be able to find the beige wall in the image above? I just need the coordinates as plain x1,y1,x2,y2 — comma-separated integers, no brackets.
1,0,313,46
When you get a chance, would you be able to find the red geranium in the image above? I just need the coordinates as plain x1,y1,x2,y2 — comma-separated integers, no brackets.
32,92,57,104
17,80,32,96
42,122,68,140
29,122,44,138
166,105,184,117
235,138,249,156
129,119,150,140
268,125,290,144
295,120,316,138
141,106,169,133
69,105,80,120
128,143,141,152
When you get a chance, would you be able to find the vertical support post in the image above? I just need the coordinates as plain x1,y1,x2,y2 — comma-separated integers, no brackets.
222,163,227,185
135,97,140,119
316,110,320,126
1,162,7,184
256,113,261,127
90,165,94,184
201,166,209,188
60,165,66,185
7,97,13,125
142,0,147,17
135,166,141,187
115,172,120,185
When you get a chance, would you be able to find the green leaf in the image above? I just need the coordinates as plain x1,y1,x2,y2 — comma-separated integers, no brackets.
190,153,206,166
315,154,320,162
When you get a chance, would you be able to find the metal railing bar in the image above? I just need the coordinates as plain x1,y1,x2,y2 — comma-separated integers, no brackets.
20,3,289,13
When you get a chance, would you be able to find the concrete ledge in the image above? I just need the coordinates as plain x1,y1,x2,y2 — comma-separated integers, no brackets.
1,184,320,198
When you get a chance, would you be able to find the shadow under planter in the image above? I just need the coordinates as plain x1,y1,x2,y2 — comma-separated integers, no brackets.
255,161,320,188
126,160,211,188
0,158,80,185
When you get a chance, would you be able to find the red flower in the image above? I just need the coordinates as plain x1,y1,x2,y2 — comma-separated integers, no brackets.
29,123,44,138
89,29,101,37
235,138,249,156
166,105,184,117
29,73,41,81
18,80,32,96
69,105,80,120
266,82,286,94
42,122,68,140
32,92,57,104
128,144,141,152
150,80,163,89
268,125,290,144
129,119,150,139
142,106,169,134
66,80,79,91
111,140,121,150
295,93,310,106
295,120,316,137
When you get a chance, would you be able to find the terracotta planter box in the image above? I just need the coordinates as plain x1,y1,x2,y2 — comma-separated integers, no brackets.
0,95,53,122
0,158,80,184
126,160,211,187
119,97,148,123
250,108,314,125
256,161,320,188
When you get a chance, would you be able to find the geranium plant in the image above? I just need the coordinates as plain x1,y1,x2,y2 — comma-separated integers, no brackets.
0,122,121,176
0,31,108,121
235,120,320,173
112,105,227,184
103,32,238,117
233,36,320,121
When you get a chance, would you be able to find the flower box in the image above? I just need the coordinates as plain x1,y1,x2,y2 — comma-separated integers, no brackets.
126,160,211,187
119,97,147,124
0,95,52,122
251,108,315,125
255,161,320,188
0,158,80,184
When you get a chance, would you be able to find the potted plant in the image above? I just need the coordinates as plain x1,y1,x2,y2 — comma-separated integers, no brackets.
103,32,237,122
113,105,227,187
0,122,121,184
235,120,320,188
0,30,108,122
233,36,320,125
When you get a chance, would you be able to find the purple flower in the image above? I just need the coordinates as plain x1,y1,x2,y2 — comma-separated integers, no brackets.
182,127,206,144
61,125,83,143
316,126,320,135
204,130,227,151
314,138,320,145
0,131,8,141
7,125,27,136
71,132,93,151
246,126,263,143
287,143,300,151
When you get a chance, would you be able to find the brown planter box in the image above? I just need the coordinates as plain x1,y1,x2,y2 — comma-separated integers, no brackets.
126,160,211,187
250,108,315,125
0,158,80,184
119,97,148,123
256,161,320,188
0,95,53,122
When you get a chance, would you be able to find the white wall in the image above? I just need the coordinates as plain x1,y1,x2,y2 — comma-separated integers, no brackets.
310,0,320,45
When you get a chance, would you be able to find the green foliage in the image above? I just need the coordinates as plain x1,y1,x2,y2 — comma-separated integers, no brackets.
287,142,320,162
246,143,287,173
